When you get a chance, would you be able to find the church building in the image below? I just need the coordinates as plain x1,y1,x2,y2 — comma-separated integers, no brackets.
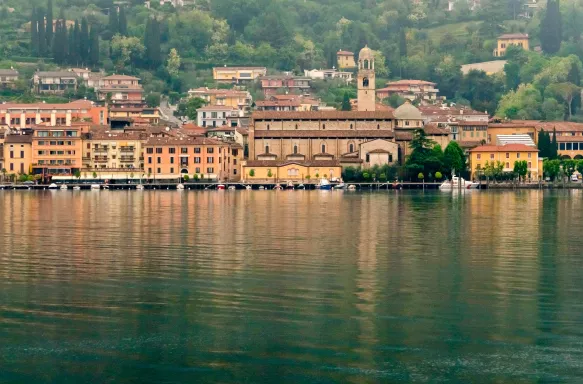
242,46,449,181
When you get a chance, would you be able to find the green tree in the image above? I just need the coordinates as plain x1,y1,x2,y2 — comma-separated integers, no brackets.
118,6,128,36
406,128,437,178
544,159,561,180
110,35,145,71
46,0,53,49
513,160,528,182
89,25,100,67
38,9,46,57
341,92,351,111
244,2,293,49
443,141,466,176
80,17,89,64
504,61,521,91
144,17,162,68
540,0,562,54
248,169,255,177
496,84,543,120
166,48,181,77
545,82,581,119
108,6,118,38
542,98,564,121
177,97,207,120
31,7,39,56
146,92,161,107
551,128,559,159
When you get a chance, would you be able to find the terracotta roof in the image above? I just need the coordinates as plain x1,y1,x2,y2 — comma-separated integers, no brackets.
395,131,413,140
4,134,33,144
532,121,583,132
469,144,539,152
97,85,143,91
253,130,395,139
110,107,150,112
236,127,249,135
423,126,450,135
252,111,394,120
457,140,483,149
312,152,334,157
144,137,226,146
337,50,354,55
197,105,237,111
499,33,529,39
206,126,236,132
35,71,77,78
1,100,95,110
189,87,249,97
385,79,436,86
0,69,18,76
103,74,140,80
89,131,146,140
214,66,266,71
457,120,489,126
256,100,301,107
419,106,488,116
556,136,583,142
245,160,341,167
259,75,311,80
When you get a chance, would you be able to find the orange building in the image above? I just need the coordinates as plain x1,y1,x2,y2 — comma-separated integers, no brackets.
31,126,83,177
469,144,541,180
0,100,107,128
3,134,33,174
142,137,240,181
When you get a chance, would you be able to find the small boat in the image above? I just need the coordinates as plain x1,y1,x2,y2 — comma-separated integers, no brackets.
245,185,252,190
228,185,236,190
334,183,346,190
60,185,68,190
217,184,226,190
273,184,283,190
439,176,478,190
48,183,58,189
73,186,81,191
258,186,265,190
286,181,294,190
315,178,332,190
91,184,101,190
177,183,185,190
297,184,305,190
136,184,144,190
347,184,357,191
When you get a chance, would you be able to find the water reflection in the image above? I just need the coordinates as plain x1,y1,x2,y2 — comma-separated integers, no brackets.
1,190,583,383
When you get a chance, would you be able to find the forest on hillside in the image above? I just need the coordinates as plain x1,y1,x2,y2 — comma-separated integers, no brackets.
1,0,583,118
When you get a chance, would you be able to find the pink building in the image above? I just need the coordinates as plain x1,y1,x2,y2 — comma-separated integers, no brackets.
258,76,311,97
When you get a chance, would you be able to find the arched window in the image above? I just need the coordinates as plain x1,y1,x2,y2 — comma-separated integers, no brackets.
321,144,326,153
377,124,380,129
350,124,353,129
293,144,298,154
364,59,369,69
363,77,369,87
349,143,354,153
265,145,269,153
322,124,326,130
295,124,298,129
267,124,270,130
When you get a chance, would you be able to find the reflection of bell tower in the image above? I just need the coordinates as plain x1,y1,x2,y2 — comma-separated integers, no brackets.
357,45,376,112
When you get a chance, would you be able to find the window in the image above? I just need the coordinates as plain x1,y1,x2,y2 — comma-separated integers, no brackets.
156,148,162,154
195,167,201,173
207,157,214,163
528,162,532,169
295,124,298,130
234,169,237,175
377,124,380,130
219,157,222,164
207,148,214,154
148,168,152,174
506,162,510,168
322,124,326,130
157,168,161,174
10,151,13,159
194,157,201,163
350,124,353,129
501,43,506,48
207,167,214,173
506,153,510,159
349,143,354,153
169,148,176,154
267,124,270,130
321,144,326,153
265,145,269,153
157,157,161,164
194,148,201,154
405,121,410,126
148,157,152,164
528,153,532,159
170,157,175,164
560,143,566,150
170,168,174,174
490,154,495,160
366,153,370,163
181,148,188,154
567,143,573,150
10,163,13,171
477,154,481,160
146,148,154,154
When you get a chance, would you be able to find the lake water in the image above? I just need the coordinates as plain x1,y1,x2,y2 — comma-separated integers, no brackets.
1,190,583,383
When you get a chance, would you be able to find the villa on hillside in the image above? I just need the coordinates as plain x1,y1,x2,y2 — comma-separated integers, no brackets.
494,33,529,57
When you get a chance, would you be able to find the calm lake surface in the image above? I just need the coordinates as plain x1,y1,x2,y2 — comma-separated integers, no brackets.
1,189,583,383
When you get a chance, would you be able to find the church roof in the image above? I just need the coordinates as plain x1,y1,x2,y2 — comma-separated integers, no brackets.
359,45,373,59
251,111,394,120
393,102,423,120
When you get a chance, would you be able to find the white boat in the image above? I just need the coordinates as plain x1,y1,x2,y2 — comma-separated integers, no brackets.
245,185,252,190
273,184,283,190
48,183,58,189
334,183,346,190
439,176,478,190
136,184,145,190
297,184,305,190
228,185,236,190
347,184,357,191
315,178,332,190
60,185,68,190
177,183,185,190
73,186,81,191
286,181,294,190
258,186,265,190
91,184,101,190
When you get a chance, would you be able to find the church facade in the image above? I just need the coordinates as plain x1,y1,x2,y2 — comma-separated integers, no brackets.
242,46,450,182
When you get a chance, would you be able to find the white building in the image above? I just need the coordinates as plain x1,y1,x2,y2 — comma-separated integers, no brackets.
197,105,243,128
303,68,353,83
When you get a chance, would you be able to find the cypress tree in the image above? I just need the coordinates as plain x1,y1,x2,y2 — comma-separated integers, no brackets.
151,18,161,68
89,26,100,67
73,20,81,65
52,20,61,63
38,9,47,57
108,6,118,37
31,7,39,56
67,26,75,64
541,0,563,54
118,7,127,36
144,17,152,66
399,28,407,58
63,23,69,64
46,0,53,49
551,128,558,159
80,17,89,64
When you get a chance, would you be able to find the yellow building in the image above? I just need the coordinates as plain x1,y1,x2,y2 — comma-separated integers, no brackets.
242,160,342,182
337,50,356,69
487,122,537,144
109,107,160,127
187,87,252,112
3,134,32,174
469,144,541,180
82,129,145,170
212,67,267,84
494,33,529,57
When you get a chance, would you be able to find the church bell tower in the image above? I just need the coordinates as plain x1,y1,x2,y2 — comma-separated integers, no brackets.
357,45,376,112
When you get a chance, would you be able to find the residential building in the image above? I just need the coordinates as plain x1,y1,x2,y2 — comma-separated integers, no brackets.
337,50,356,69
197,105,242,128
33,71,78,95
303,68,353,83
268,95,322,111
235,127,249,157
142,137,239,181
95,75,144,106
187,87,252,112
258,76,312,97
109,107,160,128
469,144,541,180
82,129,145,170
3,134,32,174
419,105,489,123
487,122,537,144
206,126,236,141
31,126,83,177
255,100,300,112
0,100,108,128
0,68,19,88
377,80,441,102
212,67,267,84
496,134,536,147
494,33,529,57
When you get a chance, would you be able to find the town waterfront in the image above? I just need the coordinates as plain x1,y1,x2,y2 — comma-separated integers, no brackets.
2,190,583,383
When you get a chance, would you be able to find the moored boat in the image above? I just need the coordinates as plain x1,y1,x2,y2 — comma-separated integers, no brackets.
228,185,236,190
177,183,185,190
439,176,478,190
273,184,283,190
217,184,226,190
286,181,294,190
60,184,68,190
245,185,252,190
347,184,357,191
48,183,58,189
136,184,145,190
315,178,332,190
73,186,81,191
297,184,305,190
91,184,101,190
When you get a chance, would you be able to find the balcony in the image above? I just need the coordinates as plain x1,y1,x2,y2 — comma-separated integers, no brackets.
120,156,135,162
94,156,108,162
120,147,135,152
93,147,109,153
